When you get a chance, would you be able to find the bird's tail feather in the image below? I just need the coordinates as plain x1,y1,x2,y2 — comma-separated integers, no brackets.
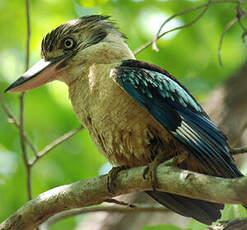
146,191,224,225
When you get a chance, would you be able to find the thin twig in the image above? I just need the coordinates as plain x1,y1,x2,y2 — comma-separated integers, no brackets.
218,0,247,65
134,0,241,55
152,0,212,51
218,17,239,66
0,95,83,166
19,92,32,200
29,126,83,165
42,205,169,228
19,0,32,200
25,0,31,71
231,146,247,154
237,0,247,41
239,21,247,42
0,96,38,155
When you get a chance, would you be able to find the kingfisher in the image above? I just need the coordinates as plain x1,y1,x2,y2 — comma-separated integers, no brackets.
5,15,245,225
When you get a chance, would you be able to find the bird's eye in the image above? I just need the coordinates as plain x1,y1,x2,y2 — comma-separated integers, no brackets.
63,38,75,50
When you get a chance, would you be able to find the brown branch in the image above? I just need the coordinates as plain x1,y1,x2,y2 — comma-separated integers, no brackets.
134,0,241,55
1,162,247,230
42,205,169,228
19,92,32,200
29,125,83,165
18,0,32,201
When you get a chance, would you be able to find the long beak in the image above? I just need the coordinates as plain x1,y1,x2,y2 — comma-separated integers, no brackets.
5,55,67,93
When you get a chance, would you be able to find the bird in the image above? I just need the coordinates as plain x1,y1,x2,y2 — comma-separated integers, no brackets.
5,15,245,225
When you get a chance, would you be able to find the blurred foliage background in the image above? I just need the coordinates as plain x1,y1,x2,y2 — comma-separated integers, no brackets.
0,0,247,229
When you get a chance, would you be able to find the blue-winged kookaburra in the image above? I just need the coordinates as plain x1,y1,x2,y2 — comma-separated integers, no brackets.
5,15,245,225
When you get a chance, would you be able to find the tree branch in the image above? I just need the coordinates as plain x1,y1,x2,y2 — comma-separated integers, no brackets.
134,0,243,55
19,0,32,200
218,17,239,66
19,92,32,200
207,218,247,230
231,146,247,155
152,0,212,52
0,96,38,155
1,162,247,230
41,205,169,229
236,0,247,42
29,125,83,165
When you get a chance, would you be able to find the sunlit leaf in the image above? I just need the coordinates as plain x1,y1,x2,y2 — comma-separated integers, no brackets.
78,0,109,8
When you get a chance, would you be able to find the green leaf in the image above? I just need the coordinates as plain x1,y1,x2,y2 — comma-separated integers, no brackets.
142,224,182,230
78,0,109,8
186,220,207,230
221,204,247,220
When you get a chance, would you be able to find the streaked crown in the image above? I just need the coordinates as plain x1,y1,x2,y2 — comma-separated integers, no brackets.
41,15,126,59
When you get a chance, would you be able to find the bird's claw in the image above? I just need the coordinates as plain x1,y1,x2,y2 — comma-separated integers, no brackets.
107,166,127,194
143,153,167,190
143,162,159,190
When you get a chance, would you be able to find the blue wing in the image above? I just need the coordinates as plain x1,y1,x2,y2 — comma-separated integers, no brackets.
112,60,242,178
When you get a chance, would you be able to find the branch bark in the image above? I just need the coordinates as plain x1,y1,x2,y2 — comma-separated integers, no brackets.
1,162,247,230
41,205,169,229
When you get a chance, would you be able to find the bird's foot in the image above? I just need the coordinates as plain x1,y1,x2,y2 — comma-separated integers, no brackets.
143,153,166,190
107,166,127,194
143,162,158,191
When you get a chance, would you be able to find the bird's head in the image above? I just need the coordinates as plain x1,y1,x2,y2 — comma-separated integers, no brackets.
5,15,133,93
